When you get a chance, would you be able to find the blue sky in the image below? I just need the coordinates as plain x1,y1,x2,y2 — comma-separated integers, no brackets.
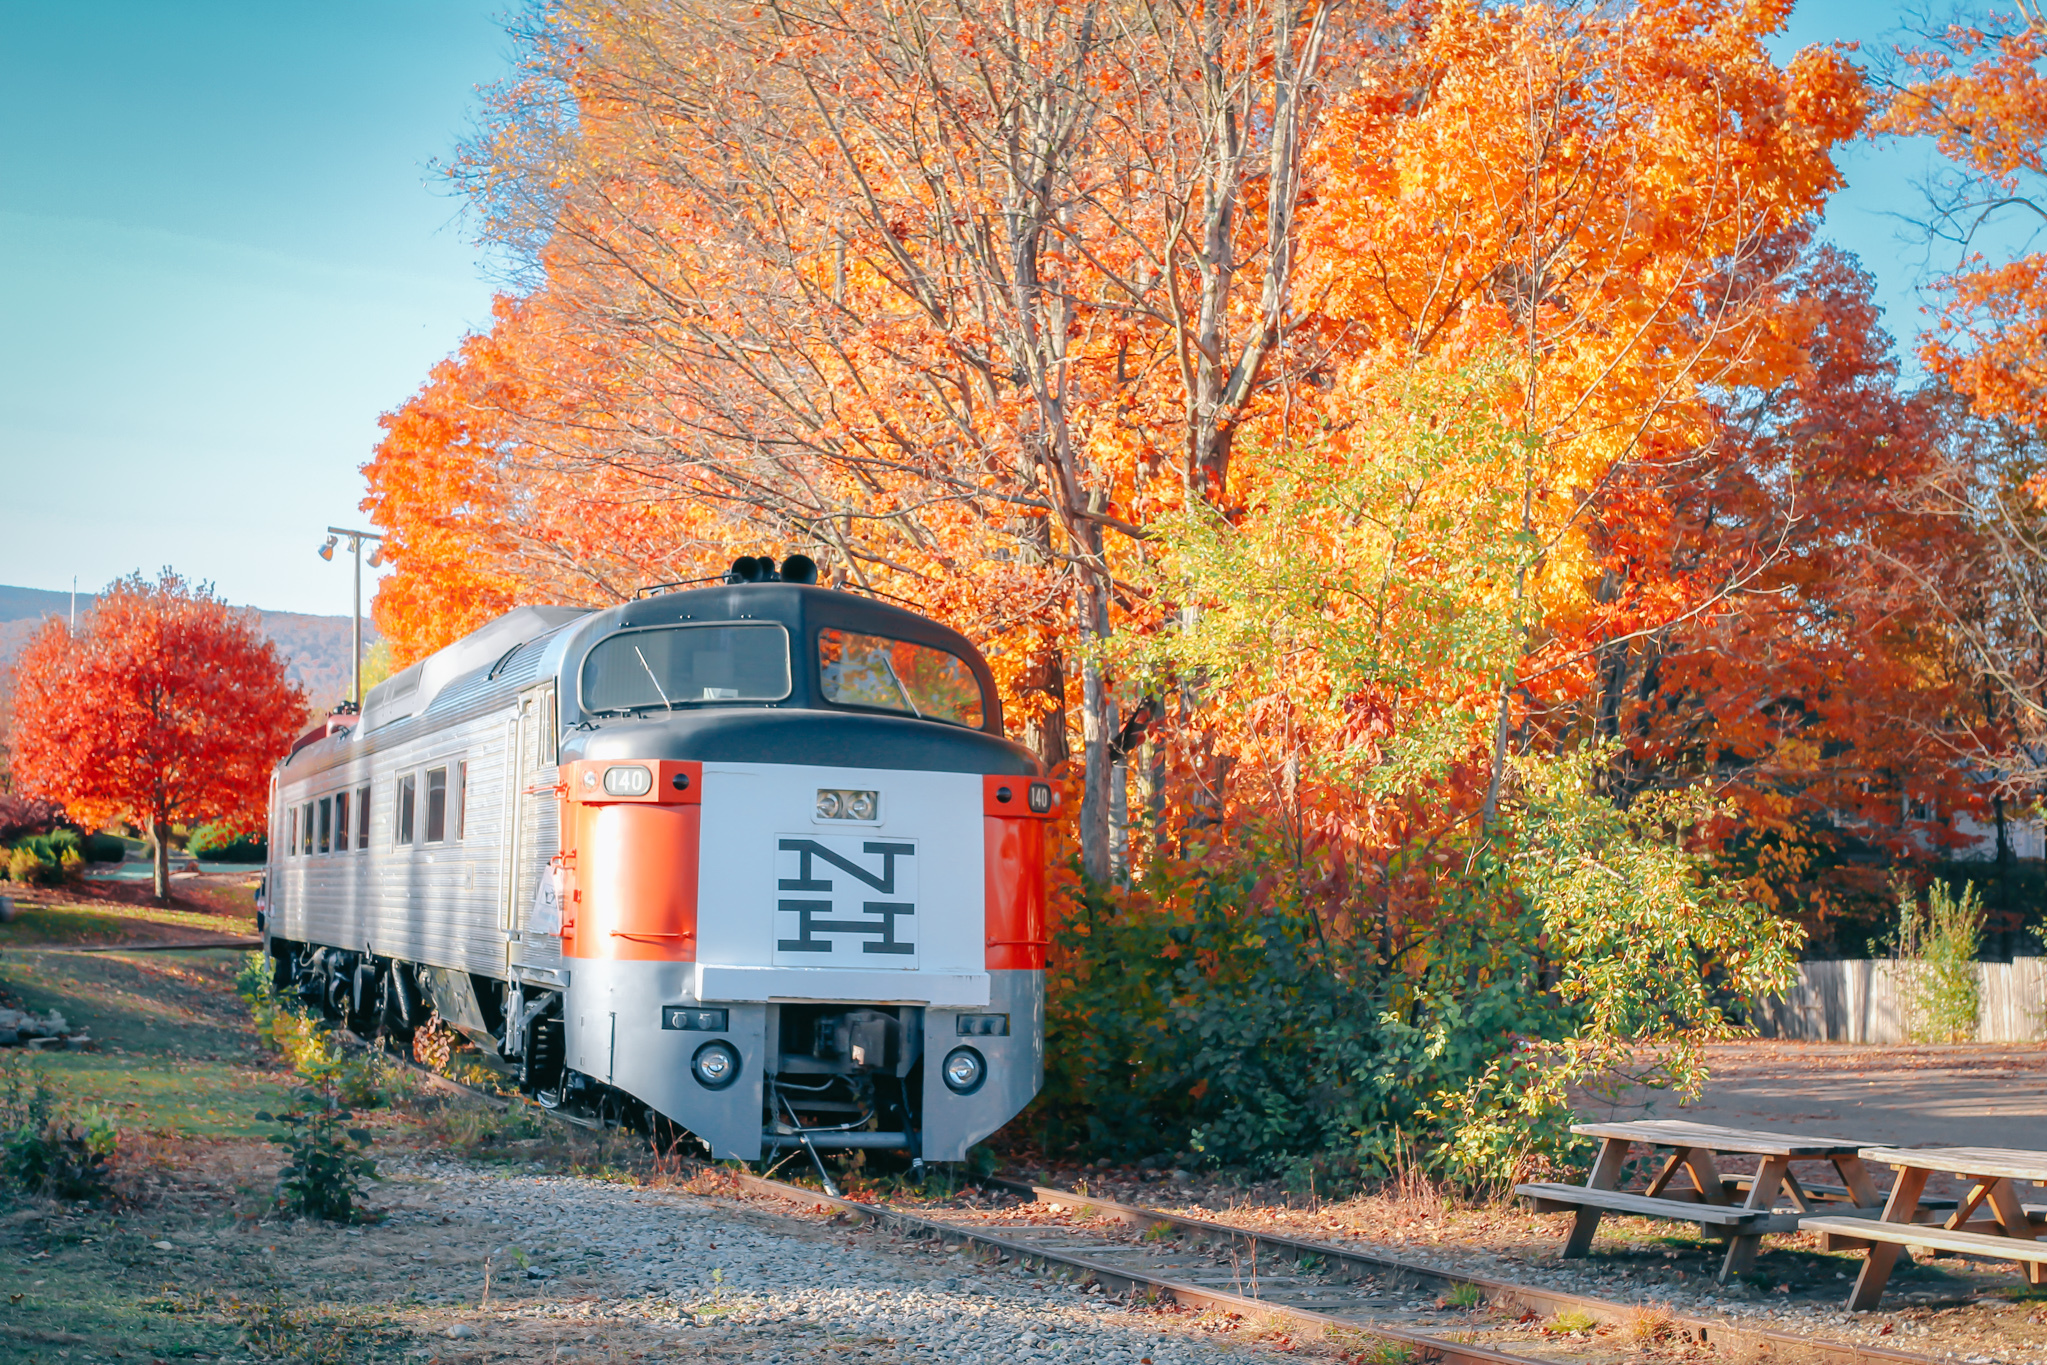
0,1,515,618
0,0,1979,617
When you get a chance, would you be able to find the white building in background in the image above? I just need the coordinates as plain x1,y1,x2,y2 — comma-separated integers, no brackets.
1953,809,2047,861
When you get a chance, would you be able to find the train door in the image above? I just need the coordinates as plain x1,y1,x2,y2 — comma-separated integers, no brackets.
504,682,562,978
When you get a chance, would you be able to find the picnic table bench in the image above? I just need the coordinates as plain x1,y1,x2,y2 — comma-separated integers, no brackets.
1517,1120,1886,1283
1801,1146,2047,1311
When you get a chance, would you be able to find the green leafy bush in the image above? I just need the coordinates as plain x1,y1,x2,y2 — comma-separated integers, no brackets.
258,1091,377,1222
80,832,128,863
0,1056,118,1201
1893,877,1985,1043
188,822,267,863
239,952,391,1109
1065,364,1803,1188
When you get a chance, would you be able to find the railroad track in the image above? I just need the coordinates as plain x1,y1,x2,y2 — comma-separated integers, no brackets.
724,1170,1934,1365
359,1039,1933,1365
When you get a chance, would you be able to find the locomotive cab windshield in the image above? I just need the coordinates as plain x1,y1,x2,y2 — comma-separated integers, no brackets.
582,622,792,712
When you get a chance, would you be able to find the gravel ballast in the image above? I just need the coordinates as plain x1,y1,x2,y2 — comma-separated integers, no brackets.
377,1160,1299,1362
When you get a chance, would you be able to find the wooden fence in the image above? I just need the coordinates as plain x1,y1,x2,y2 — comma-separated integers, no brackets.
1753,957,2047,1043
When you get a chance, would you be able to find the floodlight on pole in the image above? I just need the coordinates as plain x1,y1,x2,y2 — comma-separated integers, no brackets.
317,526,384,710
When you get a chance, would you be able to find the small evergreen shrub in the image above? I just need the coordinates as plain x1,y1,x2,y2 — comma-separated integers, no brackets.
80,833,127,863
258,1091,377,1222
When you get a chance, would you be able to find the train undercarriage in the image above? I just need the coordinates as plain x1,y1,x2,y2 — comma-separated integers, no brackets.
267,939,932,1164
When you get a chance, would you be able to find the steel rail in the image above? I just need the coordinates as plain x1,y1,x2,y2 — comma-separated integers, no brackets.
976,1178,1935,1365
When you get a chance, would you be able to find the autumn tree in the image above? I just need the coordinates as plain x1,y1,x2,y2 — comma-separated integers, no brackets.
7,572,306,901
426,0,1347,879
374,0,1960,927
1880,0,2046,432
1877,0,2047,818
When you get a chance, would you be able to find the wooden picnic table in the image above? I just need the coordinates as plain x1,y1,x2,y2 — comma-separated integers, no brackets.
1802,1147,2047,1311
1517,1119,1884,1284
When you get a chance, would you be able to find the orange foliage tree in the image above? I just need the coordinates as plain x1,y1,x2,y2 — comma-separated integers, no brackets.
1878,1,2047,814
374,0,1921,894
7,572,306,901
1880,0,2047,431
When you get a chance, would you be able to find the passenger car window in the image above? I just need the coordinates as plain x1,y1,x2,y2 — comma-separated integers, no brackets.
580,624,791,713
397,774,417,845
425,767,448,843
818,629,985,728
356,785,371,848
317,797,332,854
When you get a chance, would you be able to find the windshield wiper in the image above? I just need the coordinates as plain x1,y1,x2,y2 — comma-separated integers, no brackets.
878,655,921,718
633,646,676,712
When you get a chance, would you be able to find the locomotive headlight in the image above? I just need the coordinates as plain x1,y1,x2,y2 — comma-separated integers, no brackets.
602,764,653,797
691,1040,741,1090
942,1046,986,1095
816,788,880,821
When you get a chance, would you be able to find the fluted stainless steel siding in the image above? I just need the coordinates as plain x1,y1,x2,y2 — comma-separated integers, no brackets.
270,644,564,982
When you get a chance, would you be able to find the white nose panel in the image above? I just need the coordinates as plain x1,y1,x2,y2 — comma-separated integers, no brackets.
695,763,985,1005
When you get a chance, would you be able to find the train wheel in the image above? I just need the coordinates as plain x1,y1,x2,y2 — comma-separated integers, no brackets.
378,963,420,1042
346,962,380,1036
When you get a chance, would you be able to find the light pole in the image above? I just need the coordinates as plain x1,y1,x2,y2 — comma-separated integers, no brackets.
318,527,384,711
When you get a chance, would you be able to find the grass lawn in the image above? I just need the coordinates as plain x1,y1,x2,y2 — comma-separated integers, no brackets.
0,901,254,951
0,947,310,1361
0,948,292,1140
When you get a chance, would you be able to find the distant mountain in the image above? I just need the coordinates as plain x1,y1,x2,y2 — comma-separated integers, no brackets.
0,584,377,711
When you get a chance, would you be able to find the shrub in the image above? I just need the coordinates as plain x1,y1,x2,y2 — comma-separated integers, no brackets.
1041,755,1800,1188
241,952,390,1109
80,832,127,863
4,845,57,885
1893,877,1985,1043
258,1091,377,1222
188,822,267,863
0,1056,118,1201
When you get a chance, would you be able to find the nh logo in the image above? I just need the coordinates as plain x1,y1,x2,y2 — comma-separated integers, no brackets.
773,836,919,966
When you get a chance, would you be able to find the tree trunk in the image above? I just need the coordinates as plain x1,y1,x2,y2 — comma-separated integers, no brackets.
1077,546,1116,885
151,820,171,902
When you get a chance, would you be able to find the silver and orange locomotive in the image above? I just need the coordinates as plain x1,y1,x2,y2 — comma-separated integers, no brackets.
263,557,1050,1164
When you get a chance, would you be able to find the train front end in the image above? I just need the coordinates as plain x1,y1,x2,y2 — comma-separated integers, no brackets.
532,578,1049,1163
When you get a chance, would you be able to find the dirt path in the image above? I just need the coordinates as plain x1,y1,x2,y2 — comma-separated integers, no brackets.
1592,1041,2047,1197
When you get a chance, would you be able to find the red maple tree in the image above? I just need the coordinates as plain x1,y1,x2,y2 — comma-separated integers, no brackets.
7,572,307,901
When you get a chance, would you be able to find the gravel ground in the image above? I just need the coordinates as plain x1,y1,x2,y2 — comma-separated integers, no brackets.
377,1159,1308,1363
